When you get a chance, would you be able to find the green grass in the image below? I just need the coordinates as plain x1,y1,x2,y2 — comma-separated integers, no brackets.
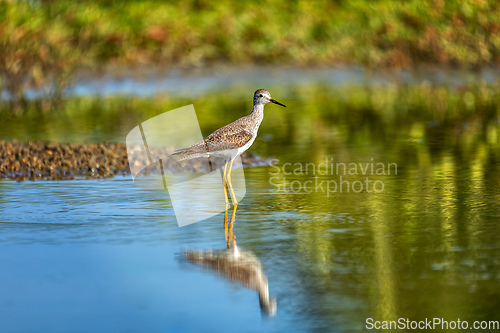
2,0,500,102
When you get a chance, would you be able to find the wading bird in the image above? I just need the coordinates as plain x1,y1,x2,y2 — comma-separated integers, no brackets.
172,89,286,206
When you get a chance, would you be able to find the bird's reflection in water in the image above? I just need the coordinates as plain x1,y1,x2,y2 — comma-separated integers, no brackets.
183,204,277,316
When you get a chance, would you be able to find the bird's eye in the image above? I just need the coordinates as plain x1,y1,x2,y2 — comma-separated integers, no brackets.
259,94,263,97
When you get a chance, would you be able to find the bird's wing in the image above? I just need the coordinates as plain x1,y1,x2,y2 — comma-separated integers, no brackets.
205,122,253,149
172,121,253,159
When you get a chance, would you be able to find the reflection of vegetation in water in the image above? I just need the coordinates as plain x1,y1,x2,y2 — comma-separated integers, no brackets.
242,160,499,327
1,83,497,150
3,0,500,101
164,85,499,327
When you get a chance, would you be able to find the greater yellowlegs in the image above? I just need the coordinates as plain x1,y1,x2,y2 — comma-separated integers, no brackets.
172,89,286,206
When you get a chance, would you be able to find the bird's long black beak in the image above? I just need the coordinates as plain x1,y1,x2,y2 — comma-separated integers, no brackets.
270,99,286,107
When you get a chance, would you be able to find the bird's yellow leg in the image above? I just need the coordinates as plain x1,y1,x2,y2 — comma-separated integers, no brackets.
222,161,229,206
227,158,238,206
223,162,230,247
228,203,238,248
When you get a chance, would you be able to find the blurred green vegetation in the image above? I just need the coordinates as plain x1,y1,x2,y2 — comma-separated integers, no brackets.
2,0,500,103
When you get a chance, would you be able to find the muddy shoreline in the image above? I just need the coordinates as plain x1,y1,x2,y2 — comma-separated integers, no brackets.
0,141,270,181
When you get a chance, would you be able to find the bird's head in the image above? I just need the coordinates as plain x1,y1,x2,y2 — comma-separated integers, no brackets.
253,89,286,107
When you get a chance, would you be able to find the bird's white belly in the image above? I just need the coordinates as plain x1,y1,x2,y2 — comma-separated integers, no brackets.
236,136,256,158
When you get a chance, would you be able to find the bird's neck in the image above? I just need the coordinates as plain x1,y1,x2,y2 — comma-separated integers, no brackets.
248,103,264,133
250,103,264,122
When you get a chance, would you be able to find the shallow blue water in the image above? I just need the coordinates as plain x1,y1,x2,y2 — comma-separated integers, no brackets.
1,174,325,332
2,157,500,332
